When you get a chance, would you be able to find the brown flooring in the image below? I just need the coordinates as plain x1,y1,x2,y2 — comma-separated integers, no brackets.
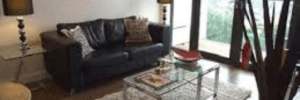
27,60,258,100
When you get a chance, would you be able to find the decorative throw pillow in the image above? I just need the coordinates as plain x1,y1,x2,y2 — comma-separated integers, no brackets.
60,29,72,37
124,18,152,43
60,26,94,58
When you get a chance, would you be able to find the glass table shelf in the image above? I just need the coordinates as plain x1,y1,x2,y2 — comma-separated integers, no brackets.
123,59,220,100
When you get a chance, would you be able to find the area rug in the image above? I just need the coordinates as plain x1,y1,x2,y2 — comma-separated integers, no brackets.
96,77,252,100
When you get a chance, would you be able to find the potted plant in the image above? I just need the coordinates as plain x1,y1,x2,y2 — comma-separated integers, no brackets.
239,0,298,99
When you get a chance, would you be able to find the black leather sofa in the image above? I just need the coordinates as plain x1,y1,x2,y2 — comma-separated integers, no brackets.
41,16,171,92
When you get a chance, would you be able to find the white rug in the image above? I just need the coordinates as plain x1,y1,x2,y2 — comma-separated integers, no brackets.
96,77,252,100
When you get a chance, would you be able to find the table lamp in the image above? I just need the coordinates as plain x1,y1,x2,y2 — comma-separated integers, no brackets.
2,0,34,82
156,0,174,73
157,0,173,50
157,0,174,48
157,0,172,25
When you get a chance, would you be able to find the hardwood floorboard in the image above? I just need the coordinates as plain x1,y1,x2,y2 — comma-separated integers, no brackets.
27,59,258,100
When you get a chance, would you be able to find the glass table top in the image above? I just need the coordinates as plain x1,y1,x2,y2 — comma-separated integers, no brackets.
123,59,219,96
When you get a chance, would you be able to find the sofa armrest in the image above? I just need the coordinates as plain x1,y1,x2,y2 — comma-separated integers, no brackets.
41,31,81,51
41,31,83,90
148,23,171,56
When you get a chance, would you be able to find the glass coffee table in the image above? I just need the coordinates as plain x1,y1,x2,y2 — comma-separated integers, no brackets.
123,59,220,100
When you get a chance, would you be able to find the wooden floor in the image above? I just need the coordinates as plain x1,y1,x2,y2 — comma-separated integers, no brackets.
27,59,258,100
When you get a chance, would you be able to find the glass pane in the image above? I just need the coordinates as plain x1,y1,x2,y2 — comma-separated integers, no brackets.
198,0,235,58
171,0,192,46
242,0,294,59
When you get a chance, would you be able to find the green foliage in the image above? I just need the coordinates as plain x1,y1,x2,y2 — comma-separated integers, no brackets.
247,25,289,50
206,11,289,50
246,28,266,50
206,11,233,44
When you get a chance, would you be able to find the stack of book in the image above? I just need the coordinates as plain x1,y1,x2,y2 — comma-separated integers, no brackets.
135,72,173,90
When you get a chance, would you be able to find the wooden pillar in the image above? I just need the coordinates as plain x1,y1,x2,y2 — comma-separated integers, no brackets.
287,0,298,50
189,0,201,50
279,0,300,98
229,0,245,66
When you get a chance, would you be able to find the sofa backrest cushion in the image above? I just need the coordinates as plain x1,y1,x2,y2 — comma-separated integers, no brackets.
103,19,126,48
57,20,106,50
57,20,94,33
102,17,136,49
56,16,136,50
81,20,107,50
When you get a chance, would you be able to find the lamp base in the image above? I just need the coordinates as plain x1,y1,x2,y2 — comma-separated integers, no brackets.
15,17,30,83
17,17,30,56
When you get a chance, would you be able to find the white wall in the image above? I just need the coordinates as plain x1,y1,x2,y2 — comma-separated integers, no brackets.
0,0,160,47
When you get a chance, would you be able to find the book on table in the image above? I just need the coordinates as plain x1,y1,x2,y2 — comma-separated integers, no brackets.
135,72,174,90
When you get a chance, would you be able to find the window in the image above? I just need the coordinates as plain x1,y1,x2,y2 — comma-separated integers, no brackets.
170,0,294,65
198,0,235,58
172,0,192,46
243,0,294,58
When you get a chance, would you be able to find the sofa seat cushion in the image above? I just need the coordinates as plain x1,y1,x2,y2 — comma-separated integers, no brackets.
83,50,129,68
124,42,153,49
126,43,163,59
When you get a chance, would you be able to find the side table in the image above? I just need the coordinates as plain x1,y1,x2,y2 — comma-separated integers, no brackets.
0,82,31,100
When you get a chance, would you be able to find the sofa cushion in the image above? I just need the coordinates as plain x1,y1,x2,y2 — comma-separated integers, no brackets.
57,21,94,32
124,18,152,43
83,50,129,68
126,43,163,59
104,19,126,44
81,21,107,50
57,16,136,50
124,42,153,49
57,20,107,50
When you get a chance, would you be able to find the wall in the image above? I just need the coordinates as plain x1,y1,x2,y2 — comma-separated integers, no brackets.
0,0,160,46
0,0,160,83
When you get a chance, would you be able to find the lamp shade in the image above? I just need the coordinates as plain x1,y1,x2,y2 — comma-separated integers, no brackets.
157,0,171,4
2,0,34,16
